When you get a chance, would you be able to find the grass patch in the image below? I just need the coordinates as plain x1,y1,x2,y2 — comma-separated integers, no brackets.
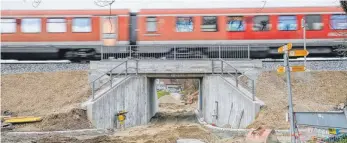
157,90,170,99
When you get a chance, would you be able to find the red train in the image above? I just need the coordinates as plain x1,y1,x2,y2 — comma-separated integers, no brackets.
1,6,347,60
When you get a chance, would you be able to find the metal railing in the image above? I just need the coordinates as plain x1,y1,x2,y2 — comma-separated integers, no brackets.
214,59,256,101
91,59,139,99
100,45,251,60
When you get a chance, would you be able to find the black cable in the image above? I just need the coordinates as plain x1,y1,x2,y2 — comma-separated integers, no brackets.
94,0,115,34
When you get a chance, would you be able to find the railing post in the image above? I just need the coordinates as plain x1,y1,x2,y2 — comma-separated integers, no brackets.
252,80,255,101
125,61,128,75
101,45,103,61
221,60,224,75
211,60,214,74
235,70,238,87
110,70,113,87
247,44,250,59
129,45,132,59
174,46,176,60
136,60,139,75
92,82,95,99
218,45,221,59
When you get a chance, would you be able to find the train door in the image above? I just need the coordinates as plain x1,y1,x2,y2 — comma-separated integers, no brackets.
101,16,118,46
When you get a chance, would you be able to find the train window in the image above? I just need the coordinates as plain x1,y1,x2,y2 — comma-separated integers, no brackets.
47,18,66,33
201,16,217,32
226,16,245,32
1,19,16,33
176,16,194,32
330,14,347,30
278,15,297,31
304,15,323,30
146,17,157,32
21,18,41,33
253,15,271,31
72,18,91,33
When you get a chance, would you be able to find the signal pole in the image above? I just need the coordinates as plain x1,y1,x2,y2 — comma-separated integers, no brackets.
284,49,296,143
277,43,309,143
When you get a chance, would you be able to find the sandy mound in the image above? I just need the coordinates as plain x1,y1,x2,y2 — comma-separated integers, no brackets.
248,71,347,129
12,108,92,131
1,70,91,116
38,108,92,131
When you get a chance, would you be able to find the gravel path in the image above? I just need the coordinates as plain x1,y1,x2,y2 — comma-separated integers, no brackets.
1,63,89,75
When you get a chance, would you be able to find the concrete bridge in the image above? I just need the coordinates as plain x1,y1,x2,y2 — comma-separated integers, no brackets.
82,59,265,130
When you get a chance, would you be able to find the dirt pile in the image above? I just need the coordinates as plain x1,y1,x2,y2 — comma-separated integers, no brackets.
1,71,91,131
248,71,347,129
36,108,91,131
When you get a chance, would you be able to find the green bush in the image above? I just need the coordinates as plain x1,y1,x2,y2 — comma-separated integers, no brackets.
157,90,169,99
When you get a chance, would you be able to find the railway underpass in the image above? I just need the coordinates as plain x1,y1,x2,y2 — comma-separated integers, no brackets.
82,59,265,130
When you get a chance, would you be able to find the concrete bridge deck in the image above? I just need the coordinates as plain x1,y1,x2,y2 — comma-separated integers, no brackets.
90,59,262,75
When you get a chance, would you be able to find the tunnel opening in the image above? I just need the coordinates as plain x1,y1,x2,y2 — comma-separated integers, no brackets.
149,78,202,125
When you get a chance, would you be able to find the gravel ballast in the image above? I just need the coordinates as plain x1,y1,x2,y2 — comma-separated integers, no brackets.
262,60,347,71
2,60,347,75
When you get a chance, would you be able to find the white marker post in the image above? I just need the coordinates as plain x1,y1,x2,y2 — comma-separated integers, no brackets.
301,18,307,67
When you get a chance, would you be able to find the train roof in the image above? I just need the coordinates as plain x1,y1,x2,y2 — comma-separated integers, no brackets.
1,0,342,12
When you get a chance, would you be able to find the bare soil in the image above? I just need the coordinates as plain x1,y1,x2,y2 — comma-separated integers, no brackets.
248,71,347,129
1,71,92,131
21,103,225,143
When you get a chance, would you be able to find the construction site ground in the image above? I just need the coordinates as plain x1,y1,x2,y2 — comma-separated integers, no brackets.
2,70,346,142
249,71,347,129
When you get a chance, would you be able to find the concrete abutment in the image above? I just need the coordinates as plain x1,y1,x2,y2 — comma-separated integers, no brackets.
84,75,263,130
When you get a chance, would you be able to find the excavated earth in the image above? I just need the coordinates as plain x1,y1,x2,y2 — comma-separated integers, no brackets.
248,71,347,129
1,71,92,131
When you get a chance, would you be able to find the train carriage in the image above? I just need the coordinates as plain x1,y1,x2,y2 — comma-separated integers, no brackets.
136,7,347,58
1,9,130,60
1,1,347,60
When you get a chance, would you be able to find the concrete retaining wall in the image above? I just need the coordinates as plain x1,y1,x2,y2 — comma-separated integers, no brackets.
202,75,262,129
86,76,157,129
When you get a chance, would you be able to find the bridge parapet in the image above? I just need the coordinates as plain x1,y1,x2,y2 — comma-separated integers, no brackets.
90,59,262,74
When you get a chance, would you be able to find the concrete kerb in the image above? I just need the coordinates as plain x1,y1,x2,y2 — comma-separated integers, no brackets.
194,109,290,137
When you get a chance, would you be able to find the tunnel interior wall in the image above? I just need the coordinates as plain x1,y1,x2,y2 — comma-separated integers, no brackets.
87,75,157,129
202,75,261,129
